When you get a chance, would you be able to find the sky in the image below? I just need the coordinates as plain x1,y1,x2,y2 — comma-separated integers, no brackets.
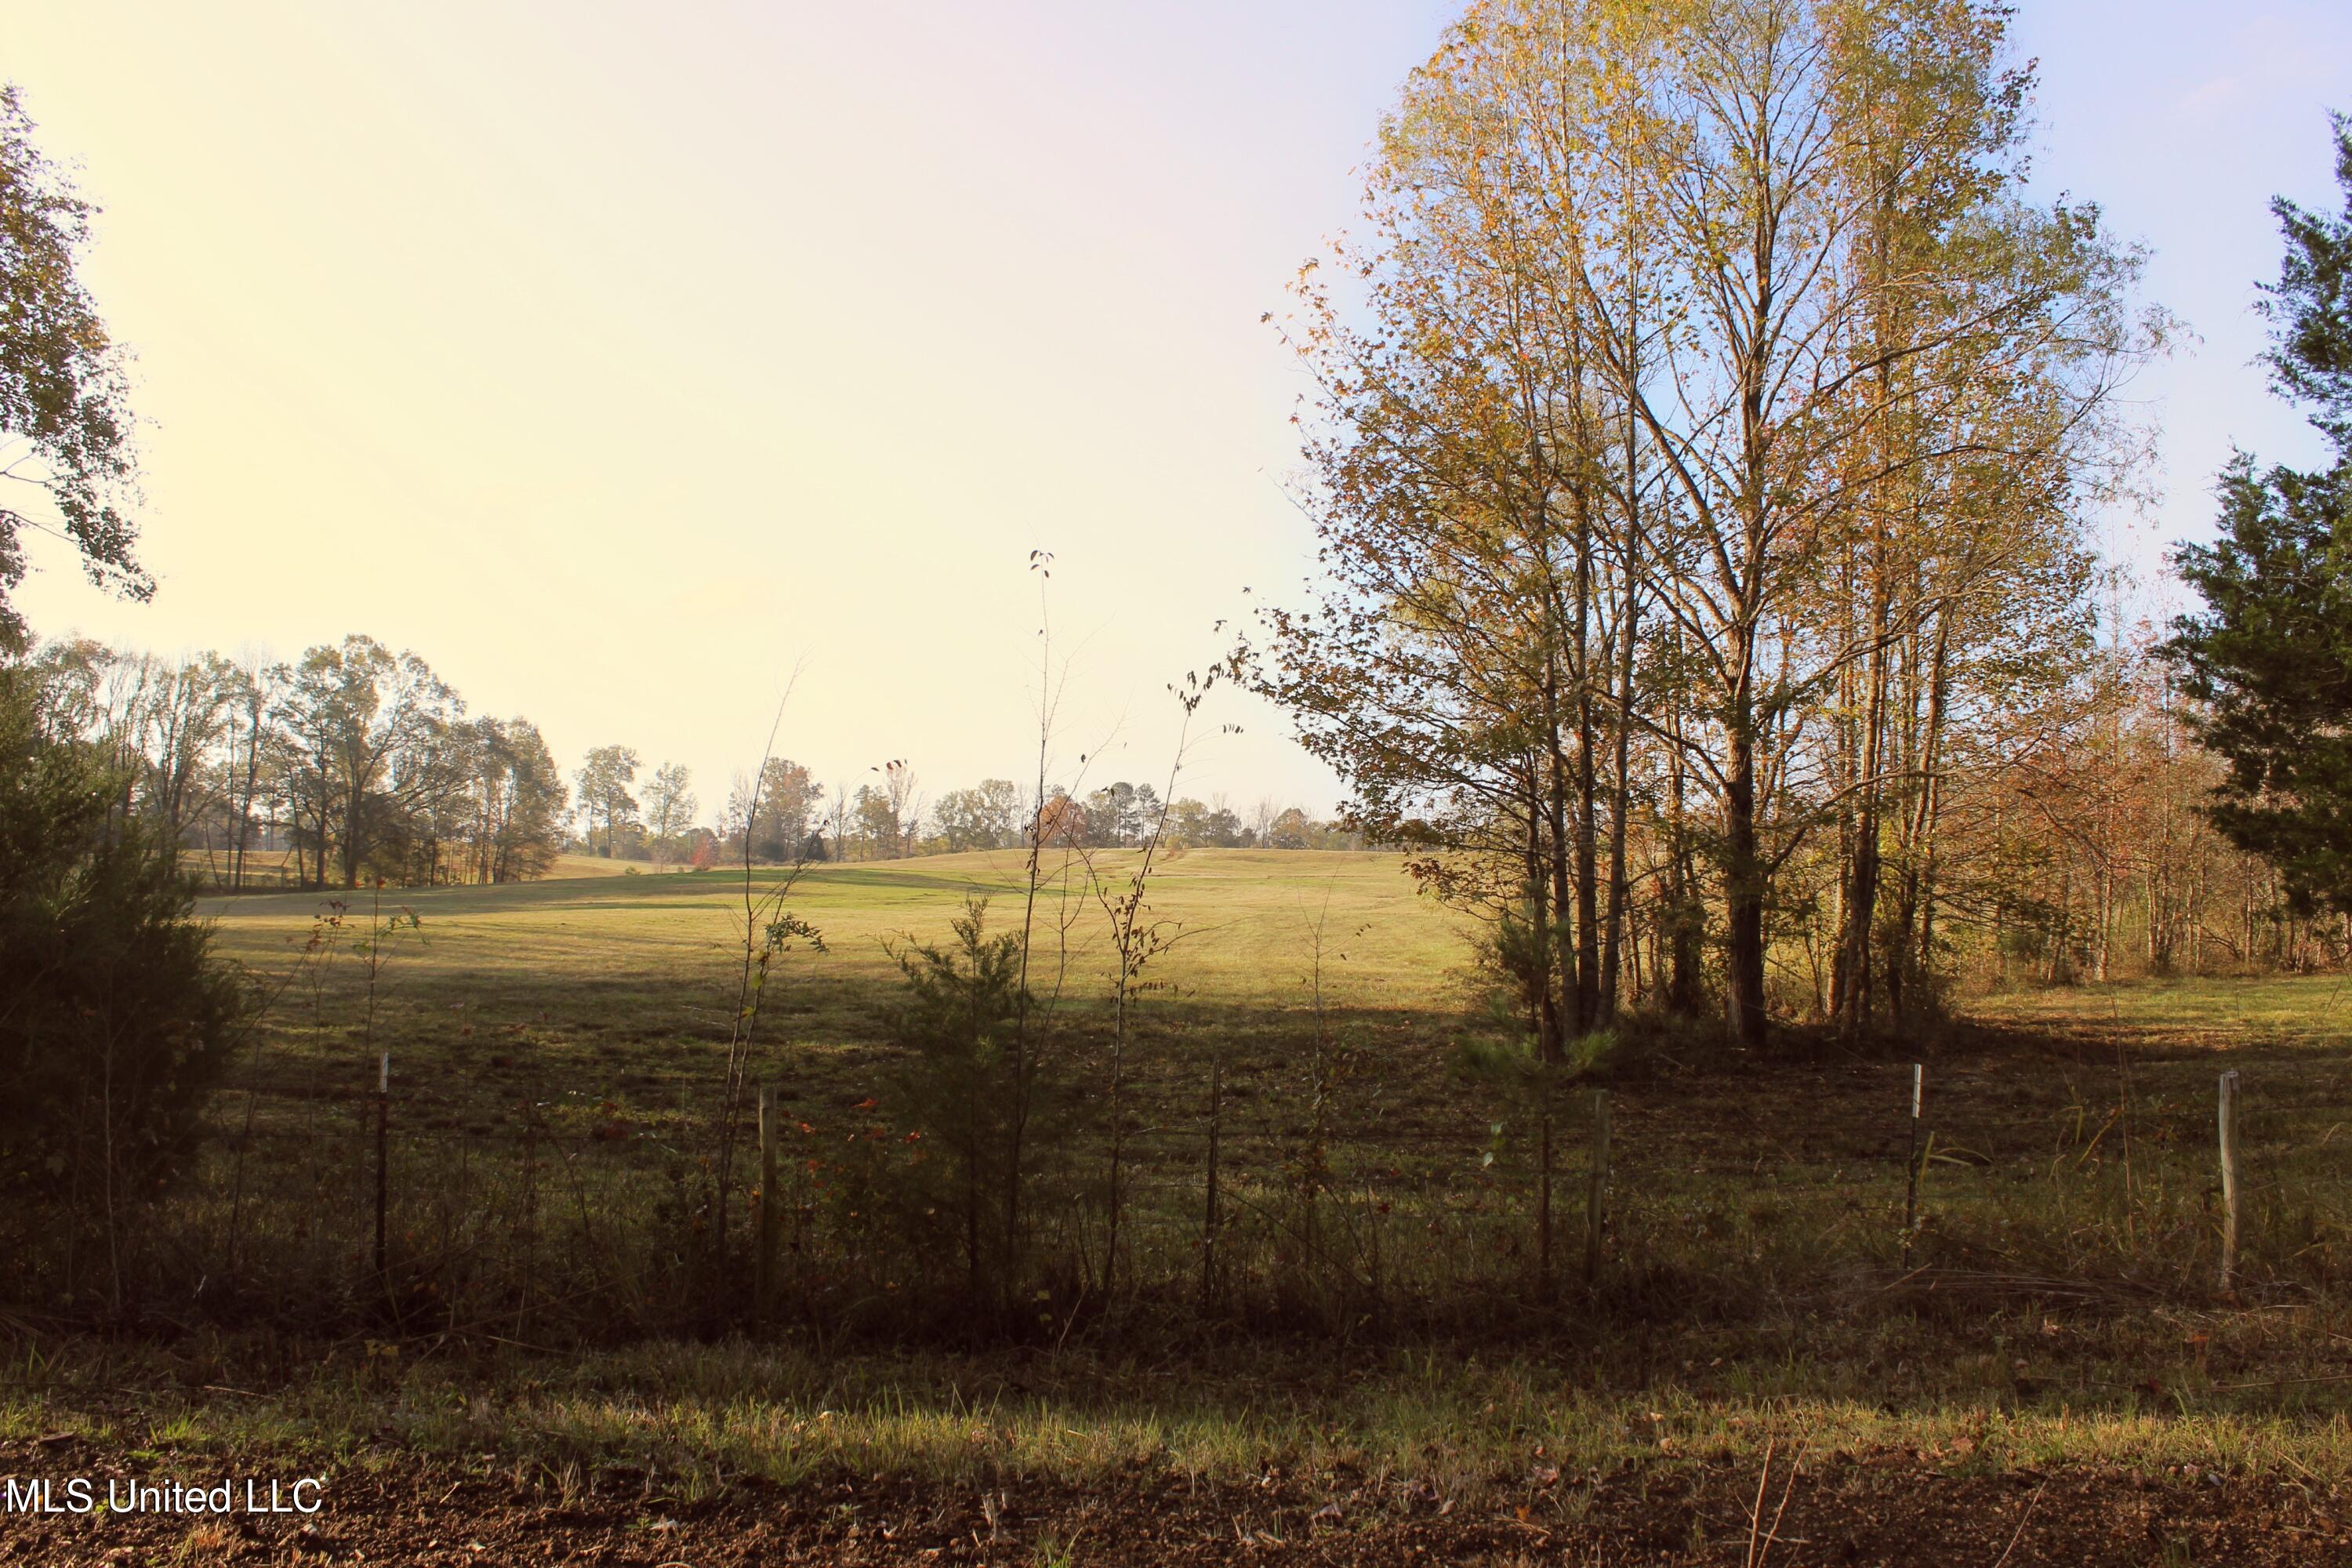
4,0,2348,825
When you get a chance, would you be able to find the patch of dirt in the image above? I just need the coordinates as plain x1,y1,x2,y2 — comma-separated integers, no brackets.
1,1444,2343,1566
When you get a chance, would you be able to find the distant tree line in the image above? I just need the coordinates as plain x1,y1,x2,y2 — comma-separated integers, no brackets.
22,634,568,890
20,631,1366,890
568,745,1367,869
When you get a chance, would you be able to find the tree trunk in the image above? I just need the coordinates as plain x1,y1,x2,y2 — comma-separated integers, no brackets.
1723,706,1767,1049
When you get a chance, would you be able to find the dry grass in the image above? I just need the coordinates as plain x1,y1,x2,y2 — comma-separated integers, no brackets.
8,1325,2352,1504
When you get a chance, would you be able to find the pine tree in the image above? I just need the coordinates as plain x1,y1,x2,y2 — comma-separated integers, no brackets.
2170,118,2352,915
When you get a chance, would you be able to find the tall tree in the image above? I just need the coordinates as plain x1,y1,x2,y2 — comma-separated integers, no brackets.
0,87,145,654
219,655,281,891
644,761,696,866
274,636,457,889
1251,0,2151,1049
860,758,921,858
474,718,566,883
574,744,641,858
724,757,819,862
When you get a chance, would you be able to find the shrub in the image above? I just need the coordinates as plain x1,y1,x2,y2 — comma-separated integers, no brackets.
879,898,1065,1316
0,670,244,1308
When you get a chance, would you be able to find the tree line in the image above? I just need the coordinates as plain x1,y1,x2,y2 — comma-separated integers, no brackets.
15,630,1367,891
24,634,566,890
572,747,1367,868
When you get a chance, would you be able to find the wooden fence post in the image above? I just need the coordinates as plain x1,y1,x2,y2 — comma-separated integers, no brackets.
2218,1069,2241,1293
1200,1054,1221,1312
1538,1104,1555,1299
1903,1064,1924,1254
1584,1090,1611,1285
756,1083,779,1319
521,1087,539,1335
373,1051,390,1286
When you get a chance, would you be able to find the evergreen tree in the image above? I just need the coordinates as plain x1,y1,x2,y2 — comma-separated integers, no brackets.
2171,117,2352,915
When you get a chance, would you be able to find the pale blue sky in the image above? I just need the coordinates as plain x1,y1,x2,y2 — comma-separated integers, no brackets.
2009,0,2350,590
3,1,2346,816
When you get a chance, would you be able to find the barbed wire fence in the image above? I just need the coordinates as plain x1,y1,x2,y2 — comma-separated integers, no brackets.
93,1043,2352,1344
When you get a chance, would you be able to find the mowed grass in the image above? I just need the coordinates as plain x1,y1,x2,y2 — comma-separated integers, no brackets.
200,848,1474,1134
1975,972,2352,1056
202,846,1465,1000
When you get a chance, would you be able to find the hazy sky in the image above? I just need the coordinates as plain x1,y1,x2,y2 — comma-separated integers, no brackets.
5,1,2348,823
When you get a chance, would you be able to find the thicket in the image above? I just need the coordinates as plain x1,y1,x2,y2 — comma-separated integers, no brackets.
0,669,245,1312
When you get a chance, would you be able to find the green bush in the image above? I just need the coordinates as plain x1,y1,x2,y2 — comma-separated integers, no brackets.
878,898,1067,1316
0,670,243,1306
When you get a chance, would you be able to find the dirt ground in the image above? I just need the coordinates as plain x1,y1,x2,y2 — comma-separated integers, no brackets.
2,1440,2343,1566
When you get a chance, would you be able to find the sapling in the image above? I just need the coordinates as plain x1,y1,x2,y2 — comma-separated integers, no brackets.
710,675,826,1293
1083,666,1225,1293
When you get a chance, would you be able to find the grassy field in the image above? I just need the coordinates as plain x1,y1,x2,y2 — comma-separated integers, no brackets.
177,852,2352,1335
199,848,1468,1091
10,857,2352,1561
192,848,1479,1181
1976,971,2352,1053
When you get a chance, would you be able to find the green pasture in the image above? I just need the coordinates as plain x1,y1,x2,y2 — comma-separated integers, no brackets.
1976,973,2352,1056
197,849,1471,1131
201,847,1468,1037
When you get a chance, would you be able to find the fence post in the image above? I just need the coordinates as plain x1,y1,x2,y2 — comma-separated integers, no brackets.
1537,1103,1555,1299
521,1087,539,1335
1903,1063,1924,1255
373,1051,390,1287
756,1083,779,1320
1200,1054,1222,1312
2218,1069,2241,1292
1584,1089,1610,1285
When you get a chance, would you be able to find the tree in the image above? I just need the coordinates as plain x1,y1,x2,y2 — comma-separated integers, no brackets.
1166,797,1211,848
825,785,850,863
852,783,898,859
849,759,920,859
1267,807,1316,851
0,667,241,1306
644,761,696,866
2263,114,2352,447
1083,781,1161,847
274,636,458,888
725,757,819,862
879,758,922,858
219,655,282,891
574,744,641,858
0,87,147,655
935,779,1024,851
1198,797,1247,848
1250,0,2151,1049
470,718,566,883
1036,789,1087,848
882,898,1058,1306
2170,116,2352,916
